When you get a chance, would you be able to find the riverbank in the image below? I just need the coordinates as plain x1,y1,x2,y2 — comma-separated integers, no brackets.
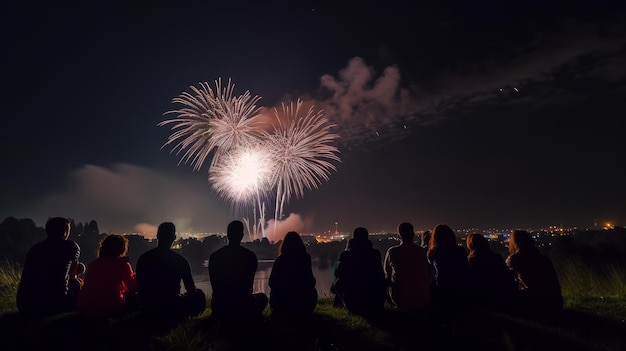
1,299,625,351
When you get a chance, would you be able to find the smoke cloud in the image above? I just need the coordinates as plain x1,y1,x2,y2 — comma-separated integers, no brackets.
310,21,625,150
316,57,421,146
27,163,231,235
134,223,158,239
263,213,310,243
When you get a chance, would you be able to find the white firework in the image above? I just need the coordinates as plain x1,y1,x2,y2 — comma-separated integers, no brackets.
209,144,274,204
159,78,265,171
266,99,341,223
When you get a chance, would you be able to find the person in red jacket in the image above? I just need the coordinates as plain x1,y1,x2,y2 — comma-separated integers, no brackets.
77,234,138,318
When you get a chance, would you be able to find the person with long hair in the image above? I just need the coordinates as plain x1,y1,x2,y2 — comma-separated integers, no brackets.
268,231,317,321
466,233,517,311
506,230,563,315
77,234,138,318
427,224,470,308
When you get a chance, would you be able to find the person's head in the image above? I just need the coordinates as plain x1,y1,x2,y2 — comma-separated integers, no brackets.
428,224,457,252
227,220,244,245
98,234,129,258
466,233,490,254
398,222,415,243
278,231,306,256
509,229,534,255
156,222,176,248
45,217,71,240
353,227,369,240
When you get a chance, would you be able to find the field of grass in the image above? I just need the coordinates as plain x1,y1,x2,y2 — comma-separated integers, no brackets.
0,259,20,314
557,260,626,320
1,259,625,350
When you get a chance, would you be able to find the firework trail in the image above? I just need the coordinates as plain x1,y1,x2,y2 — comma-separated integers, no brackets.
265,99,340,234
159,78,265,172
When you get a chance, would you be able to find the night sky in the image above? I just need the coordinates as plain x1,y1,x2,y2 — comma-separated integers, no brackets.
2,0,625,238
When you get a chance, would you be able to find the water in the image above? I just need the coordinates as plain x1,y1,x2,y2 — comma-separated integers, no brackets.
191,259,334,298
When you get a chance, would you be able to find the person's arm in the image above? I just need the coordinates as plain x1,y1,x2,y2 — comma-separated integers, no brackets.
268,256,279,288
68,242,81,277
383,249,392,282
122,260,138,293
181,258,196,294
305,254,316,286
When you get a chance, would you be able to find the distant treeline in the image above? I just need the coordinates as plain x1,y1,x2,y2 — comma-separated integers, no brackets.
2,216,626,274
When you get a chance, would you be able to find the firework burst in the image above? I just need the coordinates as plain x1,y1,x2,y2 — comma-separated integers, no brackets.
209,144,274,240
160,80,341,240
159,78,265,171
266,99,340,222
208,144,274,204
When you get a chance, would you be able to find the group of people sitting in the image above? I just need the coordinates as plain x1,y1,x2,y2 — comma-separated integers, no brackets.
16,217,563,329
16,218,206,325
332,222,564,319
15,217,317,327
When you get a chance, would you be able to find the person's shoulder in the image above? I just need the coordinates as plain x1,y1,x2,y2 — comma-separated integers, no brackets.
243,246,257,259
386,243,401,253
538,252,554,266
338,249,351,260
506,253,520,266
294,252,312,263
113,256,131,265
26,240,46,253
209,245,228,259
138,247,157,259
170,249,189,261
66,240,80,250
406,242,426,252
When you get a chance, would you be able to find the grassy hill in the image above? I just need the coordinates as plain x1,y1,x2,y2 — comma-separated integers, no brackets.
2,258,626,350
1,298,625,351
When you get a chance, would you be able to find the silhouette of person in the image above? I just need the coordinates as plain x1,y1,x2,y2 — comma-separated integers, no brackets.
466,233,518,311
427,224,470,309
384,222,432,310
136,222,206,323
16,217,82,316
506,230,563,315
268,231,317,321
333,227,386,317
77,234,138,318
209,220,268,321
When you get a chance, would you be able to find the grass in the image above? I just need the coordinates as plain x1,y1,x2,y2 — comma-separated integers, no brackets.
558,260,626,320
2,259,626,350
0,259,20,314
